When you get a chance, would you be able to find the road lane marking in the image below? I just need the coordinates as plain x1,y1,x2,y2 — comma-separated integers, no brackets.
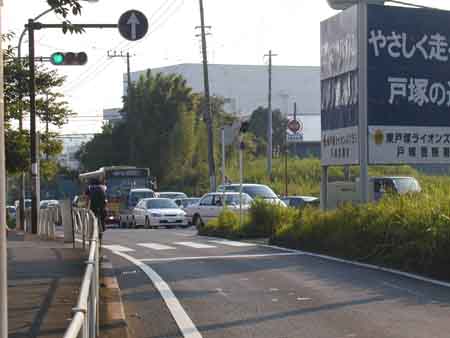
175,241,216,249
106,249,203,338
256,243,450,289
208,240,256,247
382,281,426,298
138,243,176,250
140,252,302,263
102,245,135,252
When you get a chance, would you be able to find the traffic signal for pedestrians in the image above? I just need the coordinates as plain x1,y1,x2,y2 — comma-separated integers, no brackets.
50,52,88,66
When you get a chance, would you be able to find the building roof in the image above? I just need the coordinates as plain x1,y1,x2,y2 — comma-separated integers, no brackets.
129,63,320,116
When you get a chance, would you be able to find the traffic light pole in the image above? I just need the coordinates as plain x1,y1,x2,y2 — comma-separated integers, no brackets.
28,19,39,234
25,20,120,234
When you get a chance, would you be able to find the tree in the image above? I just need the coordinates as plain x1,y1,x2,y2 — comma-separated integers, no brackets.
78,71,233,195
248,107,288,156
3,34,72,177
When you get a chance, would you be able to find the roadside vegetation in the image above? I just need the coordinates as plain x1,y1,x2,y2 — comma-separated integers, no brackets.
201,175,450,282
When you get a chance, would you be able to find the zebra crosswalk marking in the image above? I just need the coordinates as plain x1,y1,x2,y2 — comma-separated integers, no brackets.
208,240,256,247
138,243,176,250
102,245,135,252
174,241,217,249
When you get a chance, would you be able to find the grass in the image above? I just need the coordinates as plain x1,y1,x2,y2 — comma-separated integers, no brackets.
199,161,450,282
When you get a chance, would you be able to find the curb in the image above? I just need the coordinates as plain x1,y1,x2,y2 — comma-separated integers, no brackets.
100,255,129,338
198,234,450,289
256,242,450,289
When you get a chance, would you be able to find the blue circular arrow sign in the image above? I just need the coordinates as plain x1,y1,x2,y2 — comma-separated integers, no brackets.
118,10,149,41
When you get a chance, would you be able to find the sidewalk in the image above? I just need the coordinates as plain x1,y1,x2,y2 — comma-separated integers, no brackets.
7,231,87,338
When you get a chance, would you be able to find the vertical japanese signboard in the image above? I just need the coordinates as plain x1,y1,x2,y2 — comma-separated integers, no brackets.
367,5,450,164
321,5,360,165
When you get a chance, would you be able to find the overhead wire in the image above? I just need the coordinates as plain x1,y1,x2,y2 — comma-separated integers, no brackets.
60,0,187,96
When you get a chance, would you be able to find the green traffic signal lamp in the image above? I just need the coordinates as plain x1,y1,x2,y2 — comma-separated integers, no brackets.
51,52,65,65
50,52,88,66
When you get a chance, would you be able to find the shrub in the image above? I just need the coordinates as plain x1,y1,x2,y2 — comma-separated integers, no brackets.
201,179,450,281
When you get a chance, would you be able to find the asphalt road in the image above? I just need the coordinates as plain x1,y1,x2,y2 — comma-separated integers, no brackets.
103,228,450,338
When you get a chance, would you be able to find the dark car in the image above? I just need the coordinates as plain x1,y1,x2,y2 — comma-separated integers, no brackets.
281,196,319,209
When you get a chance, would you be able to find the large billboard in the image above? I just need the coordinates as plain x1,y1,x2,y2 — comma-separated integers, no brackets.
321,5,359,165
367,5,450,164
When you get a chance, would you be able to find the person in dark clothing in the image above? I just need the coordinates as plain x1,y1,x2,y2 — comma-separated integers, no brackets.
85,178,107,237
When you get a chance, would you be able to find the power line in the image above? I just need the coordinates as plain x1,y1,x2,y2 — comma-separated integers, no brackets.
122,0,185,52
61,1,186,92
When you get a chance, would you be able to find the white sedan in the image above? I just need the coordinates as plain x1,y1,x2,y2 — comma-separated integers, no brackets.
185,192,253,227
132,198,186,228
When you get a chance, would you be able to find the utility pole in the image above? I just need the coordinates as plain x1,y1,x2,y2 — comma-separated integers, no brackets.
45,93,49,160
264,50,277,179
0,1,7,336
107,50,134,163
197,0,216,192
221,127,226,185
28,19,39,234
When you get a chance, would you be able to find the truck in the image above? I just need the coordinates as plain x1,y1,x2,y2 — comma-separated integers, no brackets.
325,176,421,210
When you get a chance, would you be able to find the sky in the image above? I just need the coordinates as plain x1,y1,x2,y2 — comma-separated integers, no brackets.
3,0,450,134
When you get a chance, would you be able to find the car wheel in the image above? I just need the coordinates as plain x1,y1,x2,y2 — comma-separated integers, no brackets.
194,215,203,228
145,217,150,229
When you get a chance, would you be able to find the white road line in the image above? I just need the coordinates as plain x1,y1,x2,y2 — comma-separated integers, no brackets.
140,252,302,263
138,243,176,250
256,243,450,289
194,237,450,289
208,240,255,247
175,241,216,249
106,249,203,338
102,245,135,252
382,281,426,298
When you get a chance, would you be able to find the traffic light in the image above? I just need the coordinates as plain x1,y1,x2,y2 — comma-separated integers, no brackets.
239,121,250,133
50,52,88,66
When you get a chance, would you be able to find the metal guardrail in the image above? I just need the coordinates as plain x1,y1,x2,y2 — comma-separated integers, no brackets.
17,206,59,237
38,206,59,239
63,208,100,338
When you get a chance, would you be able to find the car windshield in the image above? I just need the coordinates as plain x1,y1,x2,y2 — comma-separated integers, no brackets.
160,193,187,199
393,178,421,194
224,185,277,199
131,191,154,201
146,199,178,209
243,186,277,199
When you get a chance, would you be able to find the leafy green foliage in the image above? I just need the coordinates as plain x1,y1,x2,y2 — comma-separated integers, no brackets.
78,71,232,195
201,177,450,281
3,33,71,177
247,107,287,156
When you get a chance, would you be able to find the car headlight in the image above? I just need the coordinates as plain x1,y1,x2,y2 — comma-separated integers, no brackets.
151,213,162,217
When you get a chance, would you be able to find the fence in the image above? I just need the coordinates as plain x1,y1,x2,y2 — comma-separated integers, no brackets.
16,206,59,238
63,208,100,338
